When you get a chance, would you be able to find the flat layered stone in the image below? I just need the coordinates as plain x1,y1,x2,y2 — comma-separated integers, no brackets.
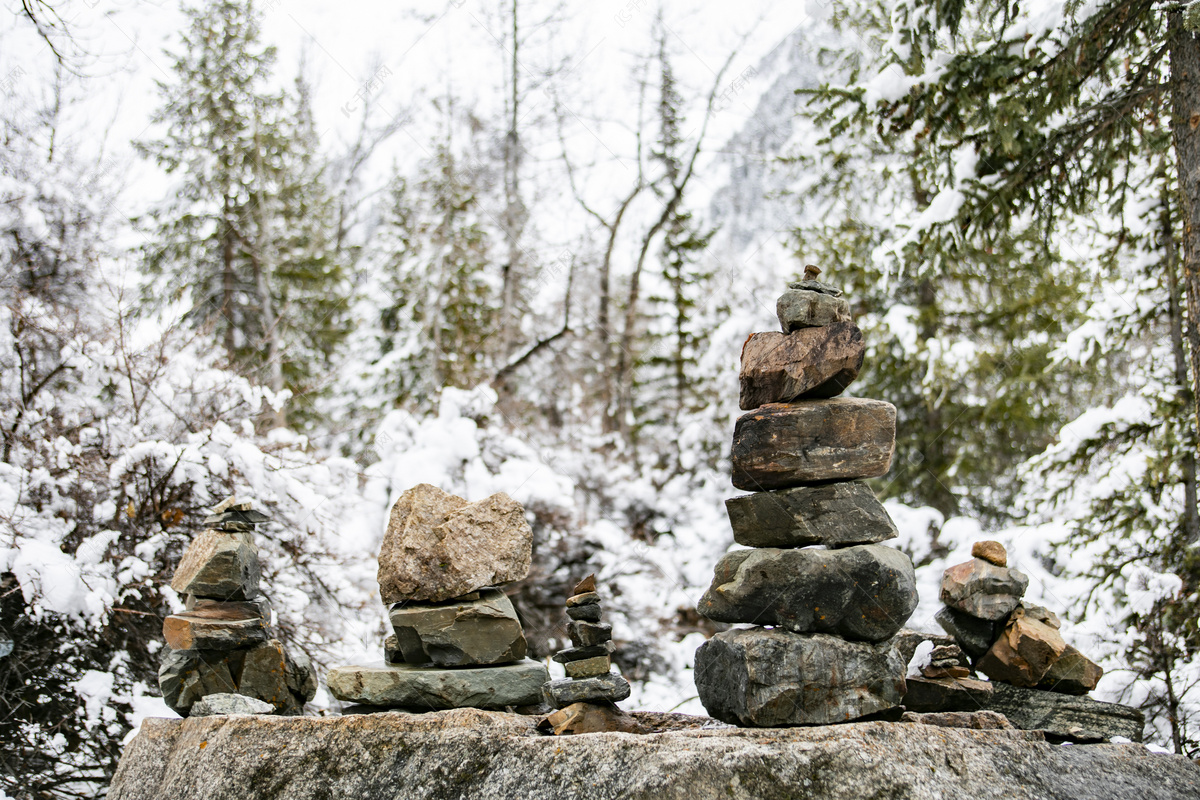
542,672,631,707
901,710,1014,730
978,681,1145,742
940,558,1029,621
163,607,267,651
1038,645,1104,695
697,544,917,642
378,485,533,604
327,659,549,710
189,693,274,716
388,589,527,667
568,621,612,648
730,400,896,491
694,628,906,726
738,324,865,409
170,531,260,601
725,481,897,548
902,675,995,713
566,604,602,622
565,592,600,607
564,656,611,679
776,287,852,332
551,642,615,664
977,608,1068,687
935,606,999,660
185,594,272,622
158,649,238,716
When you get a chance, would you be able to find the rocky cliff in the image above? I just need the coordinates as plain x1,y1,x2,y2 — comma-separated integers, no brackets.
108,709,1200,800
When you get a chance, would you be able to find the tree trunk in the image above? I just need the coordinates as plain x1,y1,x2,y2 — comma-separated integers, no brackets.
222,193,236,359
1169,12,1200,525
252,113,286,428
499,0,524,362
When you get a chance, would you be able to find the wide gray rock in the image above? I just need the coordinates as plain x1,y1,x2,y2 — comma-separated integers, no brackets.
542,672,631,707
389,589,527,666
377,485,533,604
978,682,1145,743
162,607,266,651
326,659,548,710
725,481,898,548
730,399,896,491
902,675,995,713
185,594,272,622
936,606,1000,660
940,557,1030,621
738,323,864,409
697,544,918,641
777,286,851,332
170,531,260,601
107,710,1200,800
189,693,275,716
694,628,907,726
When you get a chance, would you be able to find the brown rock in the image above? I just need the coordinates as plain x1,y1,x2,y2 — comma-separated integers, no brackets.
573,574,596,594
920,665,971,679
1038,645,1103,695
730,399,896,491
566,592,600,608
170,531,260,601
971,540,1008,566
738,323,865,409
163,606,267,651
537,702,644,735
377,485,532,604
902,676,994,713
564,655,612,679
901,710,1015,730
237,639,292,711
977,607,1068,687
939,558,1029,621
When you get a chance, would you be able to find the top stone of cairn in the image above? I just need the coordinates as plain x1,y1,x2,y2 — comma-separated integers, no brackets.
777,265,851,333
377,484,534,604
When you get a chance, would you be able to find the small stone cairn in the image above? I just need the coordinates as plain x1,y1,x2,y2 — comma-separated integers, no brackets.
159,498,318,716
541,574,630,709
692,267,920,726
326,484,549,711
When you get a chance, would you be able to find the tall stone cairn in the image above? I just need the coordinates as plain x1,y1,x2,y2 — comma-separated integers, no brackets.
541,574,630,709
693,267,919,727
158,498,318,717
326,484,549,711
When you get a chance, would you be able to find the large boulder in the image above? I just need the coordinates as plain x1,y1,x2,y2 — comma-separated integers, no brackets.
978,681,1145,743
388,589,527,667
724,481,897,548
738,323,864,409
730,399,896,491
170,531,260,601
694,628,907,727
377,485,533,604
697,544,918,641
107,710,1200,800
326,659,548,710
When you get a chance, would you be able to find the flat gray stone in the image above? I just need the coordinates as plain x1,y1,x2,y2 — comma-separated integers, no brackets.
978,681,1145,743
697,544,918,642
902,676,995,713
694,628,906,726
158,649,238,716
170,531,260,601
189,693,275,716
327,659,548,710
377,485,533,604
725,481,897,548
738,324,864,409
730,399,896,490
162,607,267,651
389,589,526,667
542,672,631,707
777,287,851,332
568,621,612,648
108,711,1200,800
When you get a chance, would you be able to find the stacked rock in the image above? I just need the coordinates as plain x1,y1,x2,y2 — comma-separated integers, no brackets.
159,498,318,716
541,575,630,709
935,540,1103,695
327,484,549,711
693,267,919,727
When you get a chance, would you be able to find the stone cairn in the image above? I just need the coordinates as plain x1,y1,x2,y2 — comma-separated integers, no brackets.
159,498,318,717
541,574,629,709
692,267,920,726
327,484,549,711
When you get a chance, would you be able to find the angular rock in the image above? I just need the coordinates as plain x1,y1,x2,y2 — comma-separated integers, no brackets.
327,659,549,710
551,642,615,664
940,558,1029,621
388,589,527,667
189,693,275,717
566,603,602,622
979,681,1145,742
568,621,612,648
158,649,238,715
109,710,1200,800
890,628,957,668
776,287,852,332
237,639,292,712
738,324,865,409
697,544,917,642
284,648,318,704
920,665,970,679
725,481,897,549
730,399,896,491
572,574,596,594
902,675,995,713
935,606,999,660
564,656,611,679
977,607,1068,687
162,607,266,651
565,592,600,607
1038,645,1103,695
694,628,906,727
538,702,644,735
901,710,1014,730
185,594,271,622
971,540,1008,566
377,485,533,604
170,531,260,601
542,672,631,708
384,633,403,663
930,644,966,665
